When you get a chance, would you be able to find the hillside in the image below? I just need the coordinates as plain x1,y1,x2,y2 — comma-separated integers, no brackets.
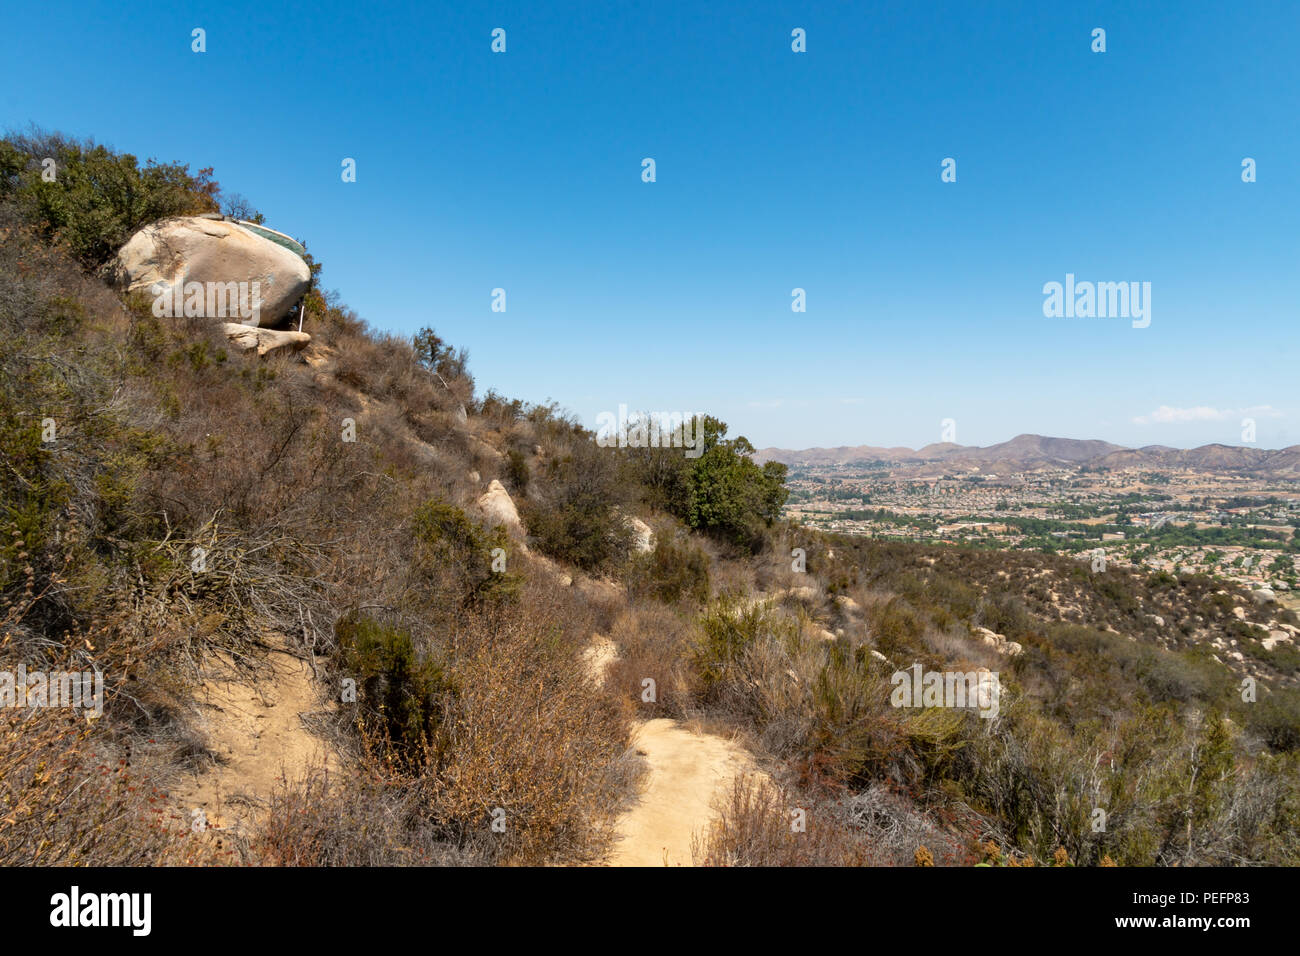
758,434,1300,476
3,132,1300,868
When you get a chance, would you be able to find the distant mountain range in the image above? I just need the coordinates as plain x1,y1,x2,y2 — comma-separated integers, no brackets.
753,434,1300,477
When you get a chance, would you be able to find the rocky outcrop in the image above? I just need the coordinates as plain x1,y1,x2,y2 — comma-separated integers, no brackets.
973,626,1023,657
1263,630,1294,651
627,516,655,554
113,216,310,328
476,479,525,540
222,324,311,357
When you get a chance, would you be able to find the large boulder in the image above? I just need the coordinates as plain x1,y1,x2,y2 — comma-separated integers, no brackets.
113,216,311,328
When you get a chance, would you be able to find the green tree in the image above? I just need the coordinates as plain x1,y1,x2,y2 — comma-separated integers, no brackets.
681,416,788,551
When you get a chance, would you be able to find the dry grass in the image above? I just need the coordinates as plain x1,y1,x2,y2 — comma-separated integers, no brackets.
691,774,873,866
0,707,230,866
604,601,699,719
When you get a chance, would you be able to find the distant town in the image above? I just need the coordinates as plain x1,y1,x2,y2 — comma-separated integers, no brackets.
764,438,1300,609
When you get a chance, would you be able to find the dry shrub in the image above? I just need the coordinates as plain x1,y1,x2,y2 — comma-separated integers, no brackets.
605,601,699,718
411,600,637,864
253,771,485,866
320,573,637,864
692,774,873,866
0,707,228,865
835,783,971,865
625,527,711,606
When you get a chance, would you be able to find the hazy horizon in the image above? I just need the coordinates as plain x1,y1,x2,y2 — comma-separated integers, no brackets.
754,432,1298,454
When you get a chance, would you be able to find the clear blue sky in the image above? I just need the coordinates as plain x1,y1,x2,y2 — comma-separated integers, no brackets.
4,0,1296,450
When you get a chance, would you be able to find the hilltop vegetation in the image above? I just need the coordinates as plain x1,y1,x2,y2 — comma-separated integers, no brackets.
2,131,1298,867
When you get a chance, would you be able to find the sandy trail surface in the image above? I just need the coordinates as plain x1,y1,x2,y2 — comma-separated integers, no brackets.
606,717,759,866
173,645,337,834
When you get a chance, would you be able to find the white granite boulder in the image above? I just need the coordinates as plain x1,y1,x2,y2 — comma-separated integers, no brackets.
476,479,525,540
221,324,311,357
113,216,311,328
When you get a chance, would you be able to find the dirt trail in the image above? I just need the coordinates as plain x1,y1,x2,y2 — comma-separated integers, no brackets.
607,717,758,866
173,644,337,835
586,634,761,866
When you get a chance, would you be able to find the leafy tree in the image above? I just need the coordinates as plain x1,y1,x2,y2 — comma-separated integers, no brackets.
681,416,788,551
621,415,787,552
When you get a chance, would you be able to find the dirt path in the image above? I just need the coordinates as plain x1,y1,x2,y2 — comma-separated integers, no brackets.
582,633,761,866
173,644,337,835
606,717,758,866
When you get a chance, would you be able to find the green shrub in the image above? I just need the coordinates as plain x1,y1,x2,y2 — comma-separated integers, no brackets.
1247,690,1300,752
335,613,455,773
694,593,791,699
680,417,787,552
522,438,632,571
411,498,518,606
1,130,219,267
505,447,530,495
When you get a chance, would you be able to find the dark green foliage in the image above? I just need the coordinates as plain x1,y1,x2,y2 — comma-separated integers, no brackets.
411,498,518,606
522,438,633,571
335,613,455,772
1,130,219,267
681,417,787,551
504,447,529,495
1248,692,1300,752
624,415,788,553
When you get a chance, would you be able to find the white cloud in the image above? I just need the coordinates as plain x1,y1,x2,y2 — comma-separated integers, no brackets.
1133,404,1281,425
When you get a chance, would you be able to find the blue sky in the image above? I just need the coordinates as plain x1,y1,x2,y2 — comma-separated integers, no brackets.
3,0,1296,450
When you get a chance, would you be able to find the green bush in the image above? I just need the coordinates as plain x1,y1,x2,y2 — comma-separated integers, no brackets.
522,438,632,571
335,613,455,773
694,593,792,699
622,415,787,553
505,447,530,495
1247,691,1300,752
1,130,219,267
680,417,787,552
411,498,518,606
